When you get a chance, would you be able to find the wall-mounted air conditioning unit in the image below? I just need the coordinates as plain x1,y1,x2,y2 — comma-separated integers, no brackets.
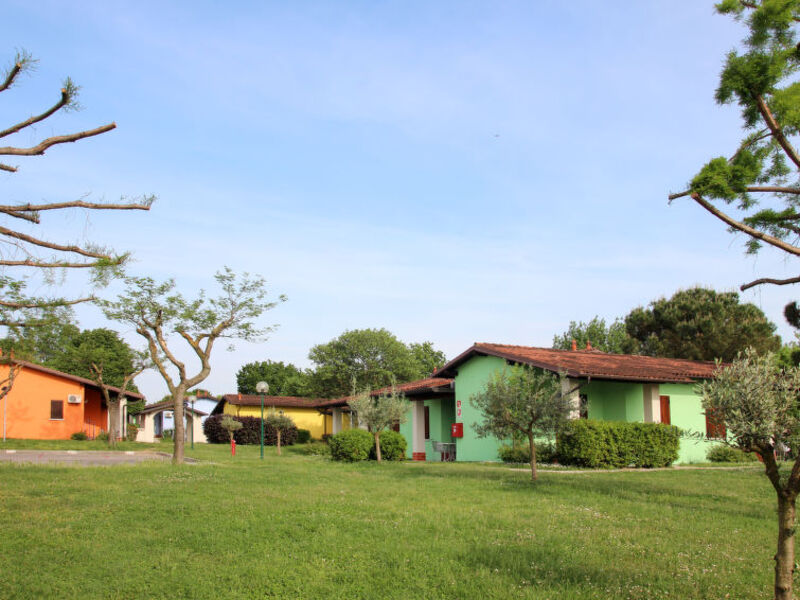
164,411,173,419
67,394,82,404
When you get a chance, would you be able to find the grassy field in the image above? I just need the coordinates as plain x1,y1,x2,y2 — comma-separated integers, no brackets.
0,440,776,599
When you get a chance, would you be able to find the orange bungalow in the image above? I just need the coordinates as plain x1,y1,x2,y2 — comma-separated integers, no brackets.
0,360,145,441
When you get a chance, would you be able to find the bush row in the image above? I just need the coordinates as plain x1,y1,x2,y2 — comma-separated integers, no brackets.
329,429,407,462
556,420,680,468
706,444,758,463
203,414,298,446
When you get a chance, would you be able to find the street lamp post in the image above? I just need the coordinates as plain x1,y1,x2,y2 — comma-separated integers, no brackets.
187,394,197,450
256,381,269,459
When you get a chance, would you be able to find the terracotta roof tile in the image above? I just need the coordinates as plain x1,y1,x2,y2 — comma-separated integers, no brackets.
13,360,146,400
436,343,720,383
139,398,207,416
315,377,454,408
221,394,327,409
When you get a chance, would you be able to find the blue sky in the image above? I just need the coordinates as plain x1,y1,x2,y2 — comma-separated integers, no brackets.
4,1,798,402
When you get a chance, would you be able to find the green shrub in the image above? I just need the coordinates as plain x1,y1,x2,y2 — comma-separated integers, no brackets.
161,429,174,441
96,431,109,442
498,442,558,464
296,429,312,444
329,429,373,462
301,442,331,457
706,444,758,463
70,432,88,441
371,430,407,461
557,420,680,468
125,424,138,442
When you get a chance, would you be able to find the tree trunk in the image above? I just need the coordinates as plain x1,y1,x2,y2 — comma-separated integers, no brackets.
775,494,796,600
277,429,282,456
375,432,382,463
528,432,538,482
107,397,120,447
173,388,185,465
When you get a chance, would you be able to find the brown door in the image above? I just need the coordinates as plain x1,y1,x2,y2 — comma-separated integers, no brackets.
660,396,671,425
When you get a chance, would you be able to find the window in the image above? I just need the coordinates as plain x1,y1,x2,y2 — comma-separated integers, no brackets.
579,394,589,419
424,406,430,440
705,408,726,439
50,400,63,420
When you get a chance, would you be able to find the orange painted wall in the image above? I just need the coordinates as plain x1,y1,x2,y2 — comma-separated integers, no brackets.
0,364,108,440
82,387,108,439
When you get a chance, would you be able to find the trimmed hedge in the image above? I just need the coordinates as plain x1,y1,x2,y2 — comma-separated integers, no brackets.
296,429,312,444
203,415,298,446
557,420,680,468
498,442,558,464
329,429,373,462
370,430,407,461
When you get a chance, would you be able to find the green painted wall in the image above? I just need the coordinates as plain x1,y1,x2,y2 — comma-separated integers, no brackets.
400,414,413,459
453,355,508,462
660,382,713,463
583,381,644,422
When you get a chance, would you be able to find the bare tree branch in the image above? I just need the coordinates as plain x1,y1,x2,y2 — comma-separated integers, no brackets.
741,276,800,291
0,224,114,259
0,123,116,157
0,64,21,93
0,259,99,268
0,88,71,140
0,163,16,173
0,209,38,224
691,192,800,256
0,197,153,213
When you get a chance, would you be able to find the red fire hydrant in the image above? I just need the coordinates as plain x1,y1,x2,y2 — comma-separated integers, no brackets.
231,438,236,457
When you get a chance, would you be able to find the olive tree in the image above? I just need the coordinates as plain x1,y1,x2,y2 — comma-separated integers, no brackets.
471,366,573,481
347,386,410,462
266,411,294,456
102,268,285,464
699,348,800,600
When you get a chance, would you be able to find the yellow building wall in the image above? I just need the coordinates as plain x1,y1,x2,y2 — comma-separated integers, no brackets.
225,403,327,439
324,412,353,434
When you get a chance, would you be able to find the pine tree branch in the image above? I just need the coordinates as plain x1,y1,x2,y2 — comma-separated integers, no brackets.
0,209,39,223
0,225,114,259
0,87,72,140
0,123,116,157
0,296,93,309
0,198,153,213
0,259,100,268
755,95,800,170
741,275,800,291
691,192,800,256
0,64,22,93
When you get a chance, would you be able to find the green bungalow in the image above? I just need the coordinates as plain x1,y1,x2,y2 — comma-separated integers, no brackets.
323,343,723,464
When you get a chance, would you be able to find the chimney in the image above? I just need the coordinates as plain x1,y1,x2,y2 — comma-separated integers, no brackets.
571,339,577,351
586,341,592,351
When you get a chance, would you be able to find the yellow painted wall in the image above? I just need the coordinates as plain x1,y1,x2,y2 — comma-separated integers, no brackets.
225,403,327,439
324,412,353,434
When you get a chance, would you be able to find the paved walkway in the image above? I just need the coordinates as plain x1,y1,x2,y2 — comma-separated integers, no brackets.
0,450,178,466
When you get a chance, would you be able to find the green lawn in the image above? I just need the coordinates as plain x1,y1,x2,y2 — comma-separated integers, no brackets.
0,441,776,599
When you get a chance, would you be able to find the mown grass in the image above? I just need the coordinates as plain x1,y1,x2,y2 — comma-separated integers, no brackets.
0,441,779,599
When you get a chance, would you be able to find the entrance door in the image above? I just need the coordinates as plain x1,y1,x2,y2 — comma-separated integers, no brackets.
659,396,671,425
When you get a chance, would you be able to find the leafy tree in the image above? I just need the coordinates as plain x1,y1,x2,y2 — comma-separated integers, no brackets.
47,328,148,445
623,287,780,361
470,366,572,481
409,342,447,376
699,348,800,600
669,1,800,322
102,268,285,464
236,360,309,396
266,411,294,456
0,50,152,328
220,416,242,443
552,316,631,354
308,329,436,398
347,386,410,462
0,306,80,365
